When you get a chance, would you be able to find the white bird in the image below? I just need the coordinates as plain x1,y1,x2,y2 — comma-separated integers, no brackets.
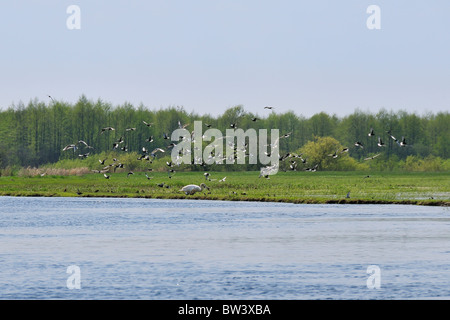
400,136,407,147
62,144,76,151
364,153,381,161
328,150,338,158
100,127,115,134
180,183,209,195
150,148,165,157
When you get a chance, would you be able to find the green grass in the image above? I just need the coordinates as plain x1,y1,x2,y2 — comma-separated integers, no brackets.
0,171,449,206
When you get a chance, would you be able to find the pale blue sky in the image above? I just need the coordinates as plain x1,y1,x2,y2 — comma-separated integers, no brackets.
0,1,449,117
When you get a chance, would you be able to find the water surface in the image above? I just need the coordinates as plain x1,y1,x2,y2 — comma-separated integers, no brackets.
0,196,449,299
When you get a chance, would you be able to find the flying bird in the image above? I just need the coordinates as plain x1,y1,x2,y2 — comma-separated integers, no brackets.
364,153,381,161
305,164,319,172
78,140,94,149
328,151,338,158
389,134,398,143
354,141,364,148
400,136,407,147
150,148,165,157
377,137,385,147
142,121,153,127
101,127,115,134
264,106,275,110
368,128,375,136
178,121,189,129
114,163,124,172
62,144,76,151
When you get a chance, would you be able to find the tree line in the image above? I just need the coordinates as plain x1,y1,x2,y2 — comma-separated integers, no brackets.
0,95,448,171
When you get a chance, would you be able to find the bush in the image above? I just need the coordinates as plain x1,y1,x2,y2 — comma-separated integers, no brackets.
298,136,366,171
402,155,449,172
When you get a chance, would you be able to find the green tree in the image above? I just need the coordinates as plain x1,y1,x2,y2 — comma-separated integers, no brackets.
298,136,364,171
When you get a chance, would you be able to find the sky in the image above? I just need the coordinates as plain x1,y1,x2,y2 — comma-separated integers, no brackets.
0,0,449,117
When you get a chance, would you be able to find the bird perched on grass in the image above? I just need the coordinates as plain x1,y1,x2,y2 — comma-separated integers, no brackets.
180,183,210,195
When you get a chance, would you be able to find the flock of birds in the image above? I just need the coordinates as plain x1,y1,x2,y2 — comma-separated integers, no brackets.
354,128,408,160
60,104,409,196
260,126,408,179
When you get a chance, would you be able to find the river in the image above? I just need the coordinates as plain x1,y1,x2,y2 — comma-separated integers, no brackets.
0,196,449,299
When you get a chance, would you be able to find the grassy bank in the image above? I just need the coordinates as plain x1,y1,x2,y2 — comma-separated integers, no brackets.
0,171,449,206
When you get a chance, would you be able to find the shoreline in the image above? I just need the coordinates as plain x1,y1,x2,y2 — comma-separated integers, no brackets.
1,192,448,207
